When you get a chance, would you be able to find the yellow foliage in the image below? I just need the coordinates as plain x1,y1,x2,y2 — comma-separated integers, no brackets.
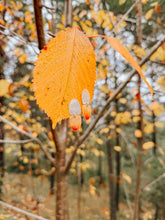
132,116,141,123
96,138,103,145
114,146,121,152
155,121,164,128
80,21,98,36
115,112,131,125
85,20,92,27
110,111,117,117
80,162,90,171
23,156,29,164
143,141,155,150
77,149,85,156
157,76,165,86
132,109,140,116
121,173,132,184
61,14,65,24
135,129,142,138
100,84,109,93
92,149,99,156
145,9,154,20
150,47,165,61
116,128,121,133
144,123,154,134
58,24,64,29
99,127,109,134
100,58,109,66
19,54,27,64
134,45,146,58
0,80,10,96
79,10,87,18
119,0,126,5
73,16,79,21
149,102,164,116
150,1,158,7
119,98,127,104
142,0,148,3
158,147,164,155
89,184,96,195
66,146,74,154
0,3,5,11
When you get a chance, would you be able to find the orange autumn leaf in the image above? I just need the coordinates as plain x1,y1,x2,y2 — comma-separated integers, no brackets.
33,28,96,128
19,98,29,113
105,37,153,97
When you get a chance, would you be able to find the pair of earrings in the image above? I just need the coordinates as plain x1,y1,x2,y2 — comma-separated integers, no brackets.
69,89,91,131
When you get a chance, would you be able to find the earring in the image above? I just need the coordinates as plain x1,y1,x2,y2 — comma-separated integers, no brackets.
69,99,81,131
82,89,91,120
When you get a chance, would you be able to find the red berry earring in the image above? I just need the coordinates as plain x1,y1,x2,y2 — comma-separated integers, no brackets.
82,89,91,121
69,99,81,131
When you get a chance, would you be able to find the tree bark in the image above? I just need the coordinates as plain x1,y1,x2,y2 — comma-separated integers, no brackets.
133,76,144,220
133,1,144,219
114,75,120,211
33,1,68,219
0,18,7,197
65,0,72,27
33,0,45,50
107,140,116,220
54,120,68,220
151,72,156,155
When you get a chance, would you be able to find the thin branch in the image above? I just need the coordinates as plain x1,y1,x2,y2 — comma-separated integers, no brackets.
0,139,33,144
41,4,56,10
97,0,138,49
143,173,165,191
47,32,56,38
0,116,55,165
0,200,48,220
0,24,39,55
64,36,165,175
112,0,139,34
123,180,133,218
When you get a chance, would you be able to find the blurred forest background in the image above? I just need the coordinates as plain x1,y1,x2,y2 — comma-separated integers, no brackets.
0,0,165,219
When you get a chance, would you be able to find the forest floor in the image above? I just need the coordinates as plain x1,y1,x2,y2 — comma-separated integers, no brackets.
0,172,126,220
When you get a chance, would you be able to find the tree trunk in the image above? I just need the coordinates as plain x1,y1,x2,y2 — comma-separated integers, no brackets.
107,140,116,220
33,0,45,50
115,76,120,211
133,1,143,219
50,152,55,194
154,205,159,220
98,153,102,184
152,110,156,154
115,132,120,211
65,0,72,27
56,147,66,220
151,72,156,155
0,103,4,198
133,76,144,220
0,29,6,198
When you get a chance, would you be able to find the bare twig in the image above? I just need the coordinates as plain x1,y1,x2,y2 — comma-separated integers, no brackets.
0,139,33,144
112,0,139,34
123,181,133,218
97,0,138,49
0,116,55,165
41,4,56,10
65,36,165,175
0,24,39,55
0,200,48,220
47,32,56,38
143,173,165,191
